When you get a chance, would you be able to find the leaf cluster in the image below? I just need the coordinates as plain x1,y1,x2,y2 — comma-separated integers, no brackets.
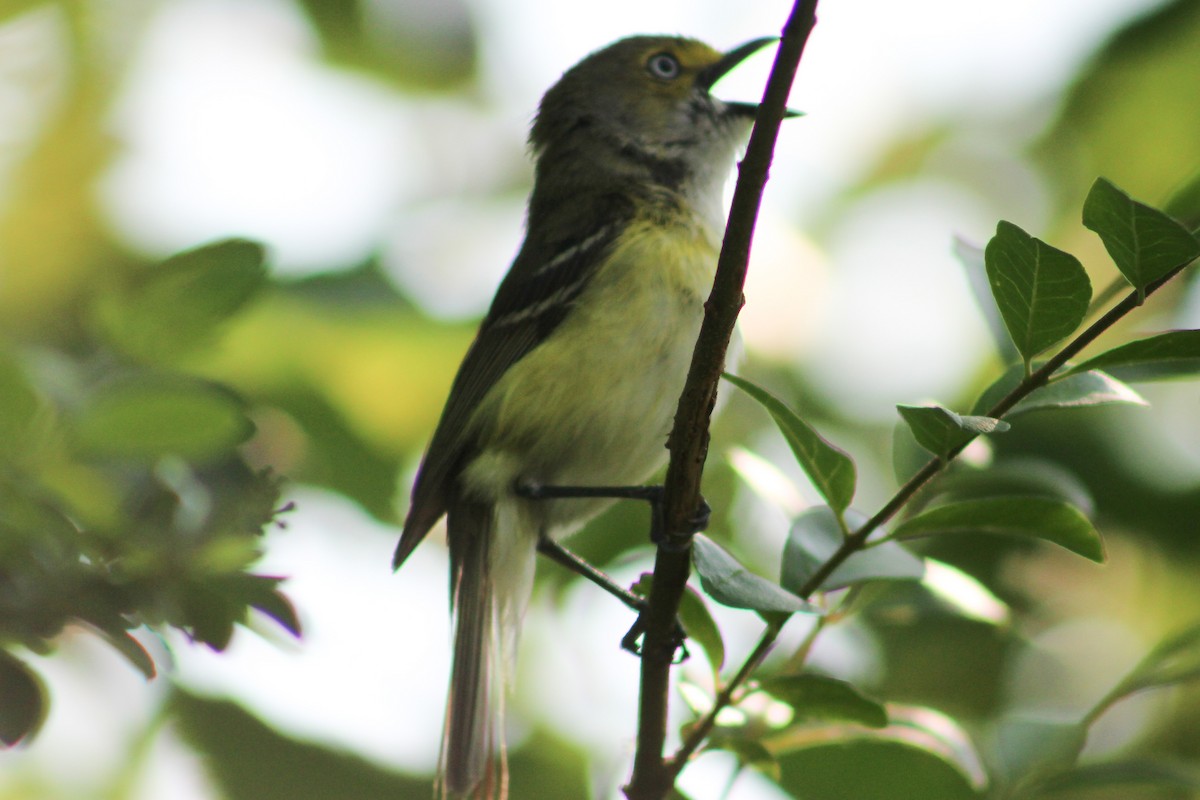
0,240,299,748
672,179,1200,797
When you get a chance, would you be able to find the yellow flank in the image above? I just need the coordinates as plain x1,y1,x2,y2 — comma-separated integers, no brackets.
461,210,720,533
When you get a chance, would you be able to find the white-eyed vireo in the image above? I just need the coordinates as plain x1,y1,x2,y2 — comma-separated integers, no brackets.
395,35,775,799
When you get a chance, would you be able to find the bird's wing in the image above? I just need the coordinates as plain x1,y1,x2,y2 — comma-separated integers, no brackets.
393,207,630,568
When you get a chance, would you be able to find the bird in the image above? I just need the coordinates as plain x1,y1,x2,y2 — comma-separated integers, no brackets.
394,34,776,799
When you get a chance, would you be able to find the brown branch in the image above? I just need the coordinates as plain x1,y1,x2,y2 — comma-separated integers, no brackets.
622,3,820,798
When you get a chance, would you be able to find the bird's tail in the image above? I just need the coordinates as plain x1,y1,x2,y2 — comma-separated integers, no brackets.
440,498,536,800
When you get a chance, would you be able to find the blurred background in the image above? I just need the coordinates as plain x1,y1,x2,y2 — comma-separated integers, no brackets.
1,0,1199,797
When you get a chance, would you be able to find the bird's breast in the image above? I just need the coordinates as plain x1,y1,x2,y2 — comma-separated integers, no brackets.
462,212,724,532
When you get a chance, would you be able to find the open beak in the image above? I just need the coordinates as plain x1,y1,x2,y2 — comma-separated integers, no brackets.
698,37,803,119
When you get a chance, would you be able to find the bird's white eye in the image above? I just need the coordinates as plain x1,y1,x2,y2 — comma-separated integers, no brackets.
646,52,682,80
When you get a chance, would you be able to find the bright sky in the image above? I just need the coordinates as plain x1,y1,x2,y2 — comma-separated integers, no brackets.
11,0,1167,798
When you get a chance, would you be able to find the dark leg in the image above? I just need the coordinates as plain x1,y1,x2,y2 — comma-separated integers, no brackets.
535,536,646,612
517,481,704,657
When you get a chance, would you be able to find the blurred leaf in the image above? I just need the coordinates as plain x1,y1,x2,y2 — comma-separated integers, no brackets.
920,559,1010,626
1165,167,1200,231
984,221,1091,371
251,586,303,639
680,585,723,675
97,239,268,364
0,350,41,460
724,374,856,513
1082,177,1200,300
1033,760,1200,795
692,535,816,616
1068,329,1200,381
973,366,1146,417
896,404,1009,460
72,376,254,461
90,627,157,681
718,739,780,781
180,580,239,651
928,458,1096,517
0,651,46,746
892,497,1105,562
991,713,1087,789
1023,371,1147,414
1116,623,1200,697
768,710,984,796
1038,0,1200,220
782,507,924,593
0,2,45,24
954,236,1018,362
171,690,433,800
634,575,724,675
273,391,401,521
760,673,887,729
293,0,477,90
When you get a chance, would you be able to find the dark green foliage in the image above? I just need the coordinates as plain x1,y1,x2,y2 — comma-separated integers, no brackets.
0,240,298,748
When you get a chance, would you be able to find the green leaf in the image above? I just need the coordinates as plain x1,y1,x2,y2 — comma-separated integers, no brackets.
723,374,856,513
973,366,1146,417
893,497,1104,563
0,651,47,746
1035,760,1200,794
719,739,780,781
0,350,41,461
1082,178,1200,301
782,507,924,593
97,238,268,363
73,376,255,461
246,581,303,639
991,713,1086,788
91,627,157,680
1069,329,1200,382
171,690,436,799
773,705,985,797
1117,624,1200,697
984,221,1091,370
692,535,816,616
635,575,724,675
930,458,1095,517
896,404,1009,459
761,673,888,728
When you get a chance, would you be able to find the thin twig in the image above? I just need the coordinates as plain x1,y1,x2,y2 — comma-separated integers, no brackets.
622,3,820,799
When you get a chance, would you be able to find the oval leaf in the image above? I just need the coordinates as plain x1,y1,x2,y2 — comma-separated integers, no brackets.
73,377,254,461
1082,178,1200,300
973,366,1146,417
892,496,1105,562
1069,329,1200,382
774,704,986,794
0,651,47,746
984,221,1091,369
692,534,816,616
724,374,856,513
760,673,888,728
97,239,268,363
783,507,924,593
896,404,1009,459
